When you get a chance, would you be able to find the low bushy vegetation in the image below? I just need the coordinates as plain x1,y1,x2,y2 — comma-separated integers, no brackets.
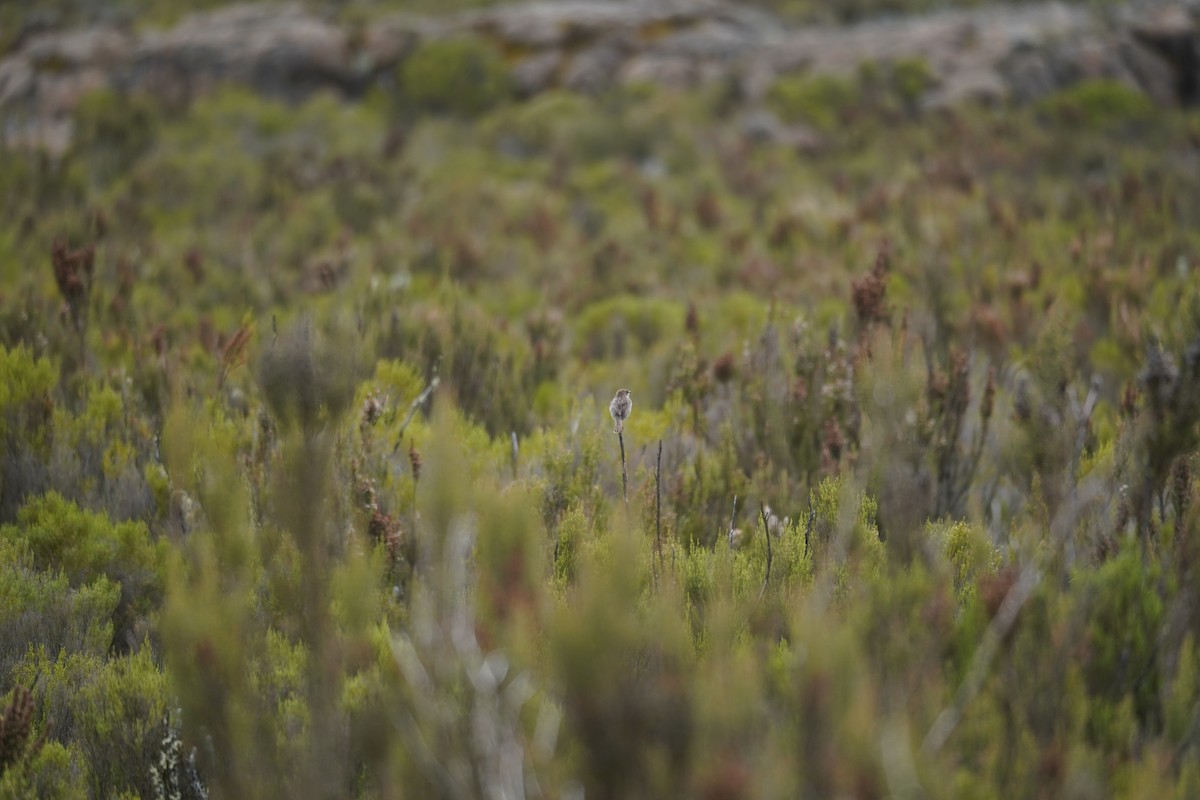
2,16,1200,797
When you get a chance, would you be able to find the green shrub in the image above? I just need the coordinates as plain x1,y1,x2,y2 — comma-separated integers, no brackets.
0,346,56,519
1,493,166,652
484,92,594,152
71,89,161,184
1,493,165,599
936,519,996,602
575,295,685,360
11,649,101,755
1080,544,1164,739
0,345,55,441
15,647,187,798
890,57,936,109
1,345,160,525
0,553,118,691
1036,80,1156,128
398,39,513,117
767,72,860,130
71,649,170,799
0,740,87,800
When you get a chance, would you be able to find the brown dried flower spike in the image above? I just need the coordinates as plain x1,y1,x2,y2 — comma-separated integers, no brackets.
51,238,95,331
851,247,890,330
0,686,46,773
408,441,423,482
218,325,253,389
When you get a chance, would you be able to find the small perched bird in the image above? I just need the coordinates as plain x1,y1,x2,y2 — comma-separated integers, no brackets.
609,388,632,433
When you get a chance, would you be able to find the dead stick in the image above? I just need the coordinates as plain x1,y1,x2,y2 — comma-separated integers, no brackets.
803,502,815,559
728,495,738,549
510,431,519,482
759,502,773,592
922,472,1106,755
392,377,441,454
655,440,663,579
618,431,628,504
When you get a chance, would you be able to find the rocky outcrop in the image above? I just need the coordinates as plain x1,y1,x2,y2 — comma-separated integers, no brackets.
2,0,1198,152
122,5,358,104
0,27,131,152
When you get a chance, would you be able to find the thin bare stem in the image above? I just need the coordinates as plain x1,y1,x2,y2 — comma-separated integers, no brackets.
728,495,738,549
618,431,628,504
759,502,773,593
921,565,1041,756
655,440,663,581
408,441,422,551
217,324,252,391
921,470,1108,756
803,502,815,559
510,431,519,482
393,377,441,454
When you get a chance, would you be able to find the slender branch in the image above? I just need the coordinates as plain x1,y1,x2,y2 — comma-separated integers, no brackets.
1173,699,1200,767
921,565,1042,756
510,431,519,482
759,502,773,593
1065,374,1101,566
618,431,628,504
392,377,441,454
921,472,1108,755
217,324,252,391
803,501,815,559
408,440,422,549
949,410,993,518
655,439,664,581
1071,376,1100,482
728,494,738,549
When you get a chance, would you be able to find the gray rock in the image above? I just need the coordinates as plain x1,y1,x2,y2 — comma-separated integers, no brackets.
360,14,438,75
124,4,353,103
562,40,628,92
648,19,759,61
922,70,1009,110
1125,4,1199,103
1002,47,1059,102
0,28,131,154
737,108,822,152
621,54,698,89
0,54,34,107
1126,4,1195,41
24,27,130,68
461,0,722,49
1119,34,1181,104
2,0,1199,154
512,50,562,96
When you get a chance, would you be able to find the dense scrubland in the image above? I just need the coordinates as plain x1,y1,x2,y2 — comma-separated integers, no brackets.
3,12,1200,799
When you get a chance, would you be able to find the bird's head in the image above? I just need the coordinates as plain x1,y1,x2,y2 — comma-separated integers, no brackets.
617,389,631,398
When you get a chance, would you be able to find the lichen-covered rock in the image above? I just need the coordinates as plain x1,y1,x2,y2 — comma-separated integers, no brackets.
1125,4,1199,103
459,0,725,49
562,40,629,93
122,4,354,103
736,108,822,153
512,50,563,96
0,27,132,153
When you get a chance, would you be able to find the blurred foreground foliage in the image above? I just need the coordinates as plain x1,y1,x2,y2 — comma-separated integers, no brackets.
1,41,1200,799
